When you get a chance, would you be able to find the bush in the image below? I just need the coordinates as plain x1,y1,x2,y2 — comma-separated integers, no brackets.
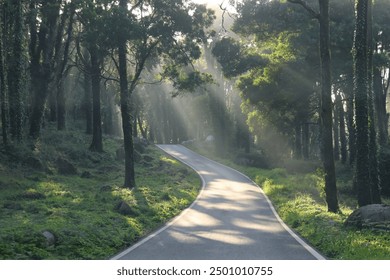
233,151,269,168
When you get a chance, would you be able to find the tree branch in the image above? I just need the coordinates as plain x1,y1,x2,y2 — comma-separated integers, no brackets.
129,0,144,14
219,1,235,33
287,0,320,20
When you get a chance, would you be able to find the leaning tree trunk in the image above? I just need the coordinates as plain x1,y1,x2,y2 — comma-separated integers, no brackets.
353,0,371,207
319,0,339,213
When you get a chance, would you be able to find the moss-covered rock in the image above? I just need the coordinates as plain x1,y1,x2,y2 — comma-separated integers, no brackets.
345,204,390,231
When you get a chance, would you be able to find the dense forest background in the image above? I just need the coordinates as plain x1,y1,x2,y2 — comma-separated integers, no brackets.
0,0,389,212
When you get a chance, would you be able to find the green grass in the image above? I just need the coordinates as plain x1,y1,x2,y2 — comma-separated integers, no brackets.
256,169,390,259
186,143,390,260
0,126,200,259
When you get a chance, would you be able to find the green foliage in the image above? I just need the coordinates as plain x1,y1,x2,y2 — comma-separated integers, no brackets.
249,166,390,259
212,37,268,78
0,126,200,259
163,68,214,95
213,0,320,157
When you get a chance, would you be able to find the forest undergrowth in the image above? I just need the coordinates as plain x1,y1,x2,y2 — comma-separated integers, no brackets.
188,143,390,260
0,125,200,259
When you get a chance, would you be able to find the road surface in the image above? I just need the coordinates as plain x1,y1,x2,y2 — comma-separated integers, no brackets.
112,145,324,260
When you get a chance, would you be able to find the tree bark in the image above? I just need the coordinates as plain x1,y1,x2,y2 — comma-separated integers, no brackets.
29,1,61,139
302,123,310,160
8,0,23,141
118,0,136,189
57,78,66,130
295,124,302,159
367,0,381,204
0,3,8,146
345,75,356,165
319,0,339,213
83,70,93,135
333,91,340,161
337,93,347,164
56,5,75,131
138,115,147,140
89,46,103,152
353,0,371,207
288,0,339,212
374,67,388,146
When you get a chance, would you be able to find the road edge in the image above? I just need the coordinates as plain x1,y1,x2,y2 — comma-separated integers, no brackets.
110,144,207,260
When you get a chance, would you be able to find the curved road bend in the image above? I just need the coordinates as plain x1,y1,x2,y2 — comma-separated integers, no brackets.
112,144,325,260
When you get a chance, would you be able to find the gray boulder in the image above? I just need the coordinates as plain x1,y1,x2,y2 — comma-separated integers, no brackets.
115,201,137,216
345,204,390,231
42,230,56,247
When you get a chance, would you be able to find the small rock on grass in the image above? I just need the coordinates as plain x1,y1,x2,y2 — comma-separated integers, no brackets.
42,230,56,247
115,201,137,216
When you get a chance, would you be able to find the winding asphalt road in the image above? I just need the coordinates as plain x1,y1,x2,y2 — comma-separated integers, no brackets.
112,145,324,260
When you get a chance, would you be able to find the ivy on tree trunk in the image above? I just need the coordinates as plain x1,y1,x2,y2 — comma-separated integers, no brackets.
353,0,371,207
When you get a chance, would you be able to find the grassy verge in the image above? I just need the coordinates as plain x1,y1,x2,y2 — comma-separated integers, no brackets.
0,126,200,259
187,143,390,260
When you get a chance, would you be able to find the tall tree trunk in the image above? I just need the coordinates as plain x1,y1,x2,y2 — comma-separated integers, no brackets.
57,78,66,130
118,0,136,189
133,110,138,138
333,91,340,161
319,0,339,213
83,70,92,135
29,1,60,139
8,0,23,141
287,0,339,212
162,96,169,143
29,73,51,139
138,115,147,140
302,122,310,160
56,7,74,131
374,67,388,146
353,0,371,207
367,0,381,204
0,2,7,146
337,93,347,164
345,75,356,165
295,124,302,159
89,46,103,152
48,89,57,122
